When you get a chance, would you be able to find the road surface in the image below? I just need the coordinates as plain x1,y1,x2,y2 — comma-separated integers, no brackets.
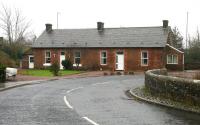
0,75,199,125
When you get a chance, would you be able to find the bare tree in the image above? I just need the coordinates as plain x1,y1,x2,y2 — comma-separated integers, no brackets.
0,4,31,44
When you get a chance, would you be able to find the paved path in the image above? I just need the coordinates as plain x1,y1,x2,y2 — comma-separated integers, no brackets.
0,75,199,125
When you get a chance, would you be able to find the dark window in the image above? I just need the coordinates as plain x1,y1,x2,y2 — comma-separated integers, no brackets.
45,51,51,63
74,51,81,64
30,57,34,63
101,51,107,65
141,51,148,66
61,51,65,55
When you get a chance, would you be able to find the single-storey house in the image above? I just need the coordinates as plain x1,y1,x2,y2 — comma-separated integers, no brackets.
22,20,184,71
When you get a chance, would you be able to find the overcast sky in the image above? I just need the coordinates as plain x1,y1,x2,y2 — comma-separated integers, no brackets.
0,0,200,45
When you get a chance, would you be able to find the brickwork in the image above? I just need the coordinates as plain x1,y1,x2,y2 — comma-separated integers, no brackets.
32,47,167,71
165,45,184,70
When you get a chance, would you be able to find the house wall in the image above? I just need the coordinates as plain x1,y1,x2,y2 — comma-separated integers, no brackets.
165,46,184,71
32,47,166,71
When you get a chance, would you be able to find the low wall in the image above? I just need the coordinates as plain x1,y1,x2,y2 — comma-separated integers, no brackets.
145,69,200,105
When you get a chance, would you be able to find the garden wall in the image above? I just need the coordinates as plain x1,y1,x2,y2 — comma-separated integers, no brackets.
145,69,200,105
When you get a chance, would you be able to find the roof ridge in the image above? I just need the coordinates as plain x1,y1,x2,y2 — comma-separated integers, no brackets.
53,26,164,30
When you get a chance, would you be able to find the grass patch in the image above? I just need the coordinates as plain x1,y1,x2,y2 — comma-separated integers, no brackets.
18,69,82,77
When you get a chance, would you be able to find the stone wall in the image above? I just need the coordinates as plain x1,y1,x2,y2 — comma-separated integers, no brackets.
145,69,200,105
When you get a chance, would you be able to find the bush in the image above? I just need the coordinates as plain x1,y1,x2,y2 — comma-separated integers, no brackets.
0,63,6,83
62,59,72,70
49,62,60,76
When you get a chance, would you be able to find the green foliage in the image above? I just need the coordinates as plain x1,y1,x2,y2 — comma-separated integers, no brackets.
0,63,6,83
170,27,183,49
49,61,60,76
19,69,81,77
62,59,72,70
0,50,16,67
185,30,200,64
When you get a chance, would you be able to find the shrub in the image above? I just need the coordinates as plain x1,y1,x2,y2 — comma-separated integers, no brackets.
62,59,72,70
0,63,6,83
50,61,60,76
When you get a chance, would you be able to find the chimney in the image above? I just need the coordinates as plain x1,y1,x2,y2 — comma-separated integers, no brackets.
163,20,169,28
45,24,52,33
97,22,104,31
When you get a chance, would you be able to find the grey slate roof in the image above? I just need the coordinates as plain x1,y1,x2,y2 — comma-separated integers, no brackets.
32,27,170,48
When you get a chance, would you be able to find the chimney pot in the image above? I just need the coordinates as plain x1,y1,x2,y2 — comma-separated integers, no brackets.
97,22,104,31
45,24,52,33
163,20,169,28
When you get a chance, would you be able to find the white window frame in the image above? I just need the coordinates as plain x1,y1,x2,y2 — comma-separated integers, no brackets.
141,51,148,66
74,51,81,65
100,50,107,65
167,54,178,64
45,50,51,64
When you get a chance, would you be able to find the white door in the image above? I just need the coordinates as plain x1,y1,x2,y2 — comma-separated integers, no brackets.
116,53,124,70
60,51,65,69
29,55,34,69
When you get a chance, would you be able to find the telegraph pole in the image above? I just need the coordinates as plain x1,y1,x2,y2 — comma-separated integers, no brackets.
57,12,60,29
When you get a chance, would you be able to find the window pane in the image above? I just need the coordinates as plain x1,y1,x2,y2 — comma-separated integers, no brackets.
75,58,80,64
46,58,51,63
46,51,50,58
173,55,178,64
142,52,147,58
30,57,34,62
61,51,65,55
75,52,80,58
102,52,106,58
144,59,148,65
101,58,107,64
142,59,148,65
167,55,172,63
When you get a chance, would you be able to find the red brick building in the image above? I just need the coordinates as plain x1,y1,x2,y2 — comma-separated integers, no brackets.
22,20,184,71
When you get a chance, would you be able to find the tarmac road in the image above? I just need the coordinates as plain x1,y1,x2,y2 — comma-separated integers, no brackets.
0,75,199,125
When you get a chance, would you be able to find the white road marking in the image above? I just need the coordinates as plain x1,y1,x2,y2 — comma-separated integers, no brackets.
63,96,73,109
67,87,83,94
82,117,99,125
92,82,109,86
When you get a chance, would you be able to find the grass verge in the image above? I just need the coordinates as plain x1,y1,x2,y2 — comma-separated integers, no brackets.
18,69,82,77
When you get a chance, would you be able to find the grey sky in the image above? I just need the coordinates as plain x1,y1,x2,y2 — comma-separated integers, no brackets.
0,0,200,45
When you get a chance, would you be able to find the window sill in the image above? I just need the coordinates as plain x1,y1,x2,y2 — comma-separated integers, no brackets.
100,64,107,66
43,63,51,66
141,64,148,66
167,63,178,65
73,64,82,67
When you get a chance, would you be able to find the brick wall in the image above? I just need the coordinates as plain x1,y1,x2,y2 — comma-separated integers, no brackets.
165,45,184,71
32,47,166,71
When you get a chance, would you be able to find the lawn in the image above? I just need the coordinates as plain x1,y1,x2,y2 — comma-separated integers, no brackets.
18,69,82,77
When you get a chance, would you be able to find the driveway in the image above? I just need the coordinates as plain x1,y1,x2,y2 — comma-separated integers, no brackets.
0,75,199,125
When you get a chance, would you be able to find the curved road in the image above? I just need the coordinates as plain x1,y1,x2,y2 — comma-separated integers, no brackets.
0,75,199,125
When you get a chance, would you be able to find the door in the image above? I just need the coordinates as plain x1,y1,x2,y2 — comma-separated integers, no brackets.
60,51,65,69
29,55,34,69
116,52,124,70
